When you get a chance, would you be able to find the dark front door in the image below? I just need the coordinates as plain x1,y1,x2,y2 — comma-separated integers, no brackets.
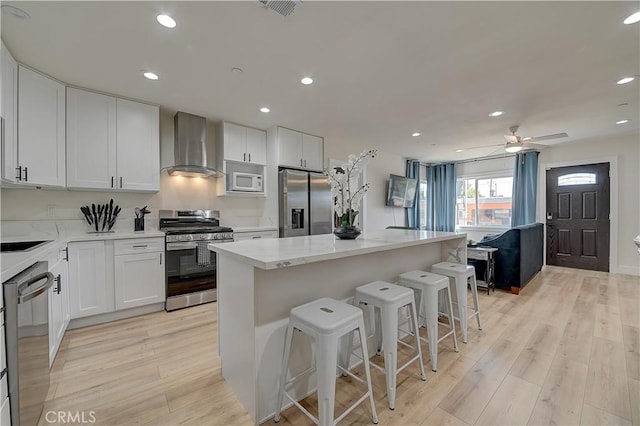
546,162,610,271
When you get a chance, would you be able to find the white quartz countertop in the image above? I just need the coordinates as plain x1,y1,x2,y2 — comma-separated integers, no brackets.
1,220,164,282
209,229,466,270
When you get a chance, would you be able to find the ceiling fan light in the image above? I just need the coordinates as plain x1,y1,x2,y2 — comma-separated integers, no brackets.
623,11,640,25
505,145,523,153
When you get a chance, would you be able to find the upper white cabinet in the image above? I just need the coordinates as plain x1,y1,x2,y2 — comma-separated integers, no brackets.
17,65,66,187
66,88,117,189
66,88,159,192
116,99,160,191
1,41,18,183
219,121,267,165
269,126,324,171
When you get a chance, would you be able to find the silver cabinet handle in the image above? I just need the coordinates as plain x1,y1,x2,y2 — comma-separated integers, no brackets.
24,166,28,181
15,166,22,181
160,253,162,265
120,176,123,188
248,153,251,162
304,160,307,168
54,274,61,294
132,245,148,248
300,159,303,167
243,153,246,162
111,176,114,188
252,236,262,239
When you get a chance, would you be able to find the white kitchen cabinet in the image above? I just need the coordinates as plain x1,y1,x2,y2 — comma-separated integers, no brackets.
233,230,278,241
68,241,111,319
113,238,164,310
115,98,160,192
0,394,9,426
17,65,66,187
219,122,267,165
66,90,159,192
48,248,70,366
1,41,18,184
272,126,324,171
66,88,117,189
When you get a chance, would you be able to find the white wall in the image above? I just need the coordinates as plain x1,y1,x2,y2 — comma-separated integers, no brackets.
0,111,275,228
324,139,407,231
538,132,639,276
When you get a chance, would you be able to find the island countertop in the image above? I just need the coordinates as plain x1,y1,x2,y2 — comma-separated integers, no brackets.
208,229,466,270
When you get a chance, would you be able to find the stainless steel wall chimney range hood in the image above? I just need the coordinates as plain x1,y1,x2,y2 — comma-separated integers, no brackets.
168,111,218,177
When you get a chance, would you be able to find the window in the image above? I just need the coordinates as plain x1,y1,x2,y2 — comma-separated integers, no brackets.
558,172,596,186
456,176,513,226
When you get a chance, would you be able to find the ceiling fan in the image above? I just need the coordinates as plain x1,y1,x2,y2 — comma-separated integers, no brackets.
502,125,568,153
462,125,569,154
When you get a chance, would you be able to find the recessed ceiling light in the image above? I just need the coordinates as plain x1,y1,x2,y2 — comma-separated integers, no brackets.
231,67,243,74
300,77,313,85
617,76,635,85
1,5,30,19
623,11,640,25
617,102,629,107
616,119,630,125
143,72,159,80
157,14,177,28
455,149,464,153
260,107,270,113
489,111,504,117
411,132,421,137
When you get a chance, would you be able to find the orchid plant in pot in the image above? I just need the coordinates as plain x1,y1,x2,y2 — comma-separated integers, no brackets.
326,149,377,239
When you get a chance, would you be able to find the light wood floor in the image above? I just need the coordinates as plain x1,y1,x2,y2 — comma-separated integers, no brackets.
42,266,639,425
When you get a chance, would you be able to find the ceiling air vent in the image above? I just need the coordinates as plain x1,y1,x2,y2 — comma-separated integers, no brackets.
258,0,300,17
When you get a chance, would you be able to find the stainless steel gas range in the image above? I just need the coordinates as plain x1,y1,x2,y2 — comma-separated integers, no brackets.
159,210,233,311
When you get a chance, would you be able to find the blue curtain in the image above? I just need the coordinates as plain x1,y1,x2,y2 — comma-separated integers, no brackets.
405,160,421,228
426,163,457,232
511,151,539,227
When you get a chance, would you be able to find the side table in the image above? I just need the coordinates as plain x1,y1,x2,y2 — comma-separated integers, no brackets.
466,246,498,294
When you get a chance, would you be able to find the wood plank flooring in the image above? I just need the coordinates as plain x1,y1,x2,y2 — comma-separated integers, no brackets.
41,266,639,425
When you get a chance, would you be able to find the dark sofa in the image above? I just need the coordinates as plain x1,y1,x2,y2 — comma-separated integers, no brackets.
476,223,544,294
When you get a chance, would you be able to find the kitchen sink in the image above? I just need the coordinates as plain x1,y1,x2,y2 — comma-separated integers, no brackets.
0,240,52,253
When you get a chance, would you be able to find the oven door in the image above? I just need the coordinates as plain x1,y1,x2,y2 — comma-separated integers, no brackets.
165,242,217,298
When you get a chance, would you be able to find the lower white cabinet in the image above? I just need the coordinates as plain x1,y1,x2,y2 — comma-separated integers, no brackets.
114,247,164,310
68,241,111,319
48,249,70,366
0,394,9,426
233,230,278,241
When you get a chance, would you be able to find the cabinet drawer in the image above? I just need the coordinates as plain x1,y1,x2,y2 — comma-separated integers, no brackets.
114,237,163,255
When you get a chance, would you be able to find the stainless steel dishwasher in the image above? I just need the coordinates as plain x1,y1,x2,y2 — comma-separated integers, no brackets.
3,261,54,426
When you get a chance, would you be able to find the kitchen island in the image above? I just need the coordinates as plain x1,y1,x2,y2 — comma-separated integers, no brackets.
209,229,466,424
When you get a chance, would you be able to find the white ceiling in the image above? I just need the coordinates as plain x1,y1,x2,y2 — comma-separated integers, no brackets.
2,1,639,162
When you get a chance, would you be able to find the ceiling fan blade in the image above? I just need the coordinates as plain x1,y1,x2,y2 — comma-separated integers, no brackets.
461,143,503,151
527,132,568,142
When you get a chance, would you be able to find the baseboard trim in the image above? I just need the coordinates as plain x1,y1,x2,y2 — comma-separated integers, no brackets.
617,265,640,276
69,303,165,329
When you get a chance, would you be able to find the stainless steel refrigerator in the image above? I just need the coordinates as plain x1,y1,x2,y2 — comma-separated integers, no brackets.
279,169,332,237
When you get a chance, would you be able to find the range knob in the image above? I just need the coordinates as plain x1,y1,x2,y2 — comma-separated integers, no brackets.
186,235,193,241
177,235,185,242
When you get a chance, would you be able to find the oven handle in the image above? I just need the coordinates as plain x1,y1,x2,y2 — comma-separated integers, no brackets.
18,272,55,304
166,242,199,251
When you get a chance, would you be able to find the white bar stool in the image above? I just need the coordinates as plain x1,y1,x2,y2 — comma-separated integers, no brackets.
431,262,482,343
398,271,458,372
274,297,378,426
348,281,426,410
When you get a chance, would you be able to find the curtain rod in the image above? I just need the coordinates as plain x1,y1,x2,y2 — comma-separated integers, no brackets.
408,151,535,166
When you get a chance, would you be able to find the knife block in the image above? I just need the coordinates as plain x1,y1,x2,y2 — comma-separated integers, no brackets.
134,218,145,232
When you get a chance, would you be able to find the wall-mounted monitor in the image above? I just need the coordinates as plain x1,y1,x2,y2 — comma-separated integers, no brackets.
386,174,418,208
